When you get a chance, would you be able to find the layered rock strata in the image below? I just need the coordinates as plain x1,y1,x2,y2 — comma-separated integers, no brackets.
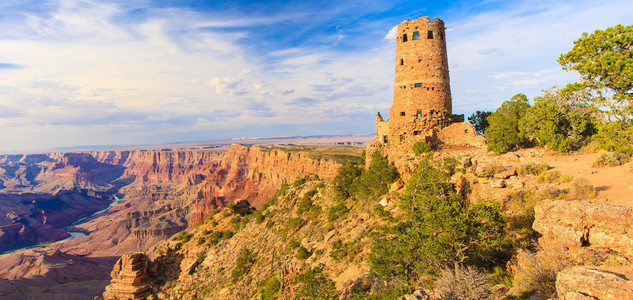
102,252,151,300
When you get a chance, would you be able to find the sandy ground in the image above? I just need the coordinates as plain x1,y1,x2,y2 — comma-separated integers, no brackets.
537,151,633,207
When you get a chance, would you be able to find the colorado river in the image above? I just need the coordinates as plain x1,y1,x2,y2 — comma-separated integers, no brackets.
64,194,120,240
0,194,121,255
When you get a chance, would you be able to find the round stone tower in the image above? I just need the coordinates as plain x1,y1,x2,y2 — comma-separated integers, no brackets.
368,16,484,167
387,16,452,149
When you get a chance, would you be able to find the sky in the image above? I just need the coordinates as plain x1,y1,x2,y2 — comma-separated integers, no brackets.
0,0,631,153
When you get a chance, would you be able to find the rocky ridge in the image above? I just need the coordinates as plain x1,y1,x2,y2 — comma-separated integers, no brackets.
0,144,344,299
98,147,633,300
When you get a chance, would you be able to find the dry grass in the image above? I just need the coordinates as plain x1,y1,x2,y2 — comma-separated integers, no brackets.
568,178,596,200
435,266,492,300
511,245,571,298
591,150,629,167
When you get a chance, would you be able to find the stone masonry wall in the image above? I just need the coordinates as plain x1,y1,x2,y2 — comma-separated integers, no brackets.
388,17,452,152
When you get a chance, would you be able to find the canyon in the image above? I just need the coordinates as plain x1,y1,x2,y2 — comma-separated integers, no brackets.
0,144,345,299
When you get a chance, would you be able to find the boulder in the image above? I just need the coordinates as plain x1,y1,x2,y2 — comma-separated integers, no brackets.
493,168,516,179
533,200,633,260
490,179,506,188
556,266,633,299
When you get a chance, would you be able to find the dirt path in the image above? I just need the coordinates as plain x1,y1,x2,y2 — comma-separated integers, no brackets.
539,152,633,207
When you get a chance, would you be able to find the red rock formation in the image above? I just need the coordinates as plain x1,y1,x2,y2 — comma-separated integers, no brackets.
189,144,340,223
88,149,222,184
1,144,345,299
102,252,151,300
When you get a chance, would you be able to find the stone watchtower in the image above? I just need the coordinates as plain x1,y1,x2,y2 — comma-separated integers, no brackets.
371,17,483,162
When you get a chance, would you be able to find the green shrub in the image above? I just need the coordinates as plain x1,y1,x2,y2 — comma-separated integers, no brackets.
412,141,432,155
330,239,347,261
223,231,234,239
591,150,629,167
207,230,234,245
327,203,349,222
196,253,206,264
485,94,531,154
568,178,596,199
506,190,540,250
372,204,393,222
296,246,311,260
197,237,206,245
231,248,255,283
293,176,308,187
240,215,251,227
332,160,363,200
294,267,337,299
537,170,562,183
594,121,633,156
489,266,513,287
286,239,301,252
517,163,550,176
256,274,281,300
287,217,303,230
557,174,574,183
468,111,492,136
201,229,210,235
370,158,506,288
330,239,359,262
171,230,193,243
253,210,265,224
230,216,241,225
297,190,316,215
354,151,399,198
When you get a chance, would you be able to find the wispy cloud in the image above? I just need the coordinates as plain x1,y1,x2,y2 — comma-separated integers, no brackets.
0,0,631,152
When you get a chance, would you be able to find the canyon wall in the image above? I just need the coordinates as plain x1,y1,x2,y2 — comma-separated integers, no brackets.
0,144,345,299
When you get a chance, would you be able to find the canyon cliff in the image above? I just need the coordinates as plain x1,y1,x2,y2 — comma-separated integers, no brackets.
0,144,344,299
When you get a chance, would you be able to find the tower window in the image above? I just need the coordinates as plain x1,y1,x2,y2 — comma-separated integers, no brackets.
414,82,422,88
432,87,435,91
427,30,434,39
400,59,403,65
400,111,406,116
418,59,423,63
439,32,444,40
412,31,420,40
426,87,430,91
416,110,422,117
383,135,388,143
402,33,408,42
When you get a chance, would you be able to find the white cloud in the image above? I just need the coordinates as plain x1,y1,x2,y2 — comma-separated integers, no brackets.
2,0,631,152
384,25,397,41
446,0,633,113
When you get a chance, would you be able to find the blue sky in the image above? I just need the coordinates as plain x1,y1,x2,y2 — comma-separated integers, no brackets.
0,0,631,153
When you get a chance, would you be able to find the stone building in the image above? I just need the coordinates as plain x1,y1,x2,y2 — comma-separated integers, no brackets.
369,16,484,161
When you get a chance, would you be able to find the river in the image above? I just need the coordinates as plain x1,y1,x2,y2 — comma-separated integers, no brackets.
64,194,121,240
0,194,121,255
